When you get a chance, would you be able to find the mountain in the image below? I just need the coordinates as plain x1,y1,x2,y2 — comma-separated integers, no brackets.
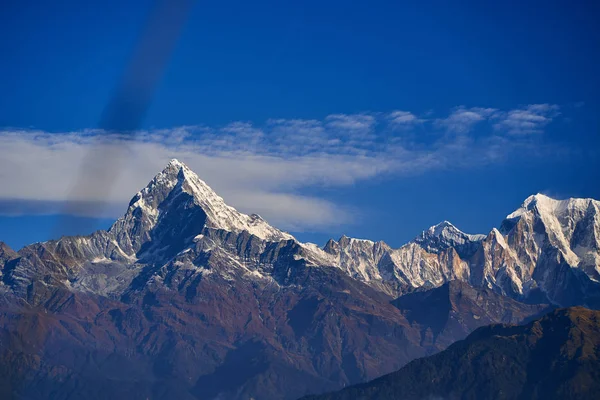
301,307,600,400
0,242,17,270
0,159,597,399
495,194,600,306
392,280,551,349
412,220,486,258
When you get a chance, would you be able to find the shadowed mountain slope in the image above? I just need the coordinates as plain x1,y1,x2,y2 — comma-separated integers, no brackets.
302,307,600,400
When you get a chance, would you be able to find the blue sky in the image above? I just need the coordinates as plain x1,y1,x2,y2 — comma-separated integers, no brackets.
0,0,599,250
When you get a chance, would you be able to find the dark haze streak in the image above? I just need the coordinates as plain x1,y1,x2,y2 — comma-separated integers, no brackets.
55,0,194,235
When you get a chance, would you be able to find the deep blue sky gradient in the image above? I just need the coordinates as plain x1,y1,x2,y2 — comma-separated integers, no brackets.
1,0,599,249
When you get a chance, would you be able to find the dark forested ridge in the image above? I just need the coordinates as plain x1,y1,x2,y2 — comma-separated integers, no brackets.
301,307,600,400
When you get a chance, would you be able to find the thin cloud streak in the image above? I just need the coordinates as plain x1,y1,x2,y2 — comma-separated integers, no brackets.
389,110,425,127
493,104,561,135
435,106,498,133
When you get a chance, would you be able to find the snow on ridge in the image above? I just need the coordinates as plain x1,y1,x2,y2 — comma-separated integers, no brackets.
507,193,599,220
413,220,485,252
114,161,600,297
129,159,294,242
177,162,294,241
502,193,600,269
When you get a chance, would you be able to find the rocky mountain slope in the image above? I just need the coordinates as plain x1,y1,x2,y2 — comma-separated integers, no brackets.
302,307,600,400
323,195,600,306
317,194,600,307
0,159,597,399
392,280,551,349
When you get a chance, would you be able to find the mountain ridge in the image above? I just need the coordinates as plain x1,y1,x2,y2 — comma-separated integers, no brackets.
2,159,599,307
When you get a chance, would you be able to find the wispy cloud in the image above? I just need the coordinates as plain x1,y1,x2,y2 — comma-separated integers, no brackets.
388,110,425,129
325,113,375,131
493,104,560,135
0,105,567,231
435,107,498,133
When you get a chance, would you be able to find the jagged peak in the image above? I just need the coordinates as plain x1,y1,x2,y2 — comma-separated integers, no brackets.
167,158,184,168
417,220,484,242
116,159,294,242
336,234,379,247
487,227,504,240
523,192,552,205
411,220,485,256
153,158,193,183
519,193,560,216
426,220,459,236
338,235,351,246
0,241,18,256
322,238,341,255
507,193,599,221
324,238,338,247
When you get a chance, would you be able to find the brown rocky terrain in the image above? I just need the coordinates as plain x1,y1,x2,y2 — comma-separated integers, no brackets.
0,241,550,399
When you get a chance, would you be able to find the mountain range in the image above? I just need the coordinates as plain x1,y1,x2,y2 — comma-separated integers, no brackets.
0,159,598,399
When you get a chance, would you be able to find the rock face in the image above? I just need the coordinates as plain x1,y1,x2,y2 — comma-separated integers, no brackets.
0,159,598,399
302,307,600,400
496,195,600,306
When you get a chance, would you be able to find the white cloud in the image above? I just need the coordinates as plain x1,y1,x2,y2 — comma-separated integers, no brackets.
0,129,387,230
0,106,565,232
435,107,498,133
388,111,425,128
493,104,560,135
325,113,376,141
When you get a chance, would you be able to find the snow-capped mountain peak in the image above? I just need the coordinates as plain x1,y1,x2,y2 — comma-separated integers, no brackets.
507,193,599,222
109,159,293,256
412,220,485,255
428,220,456,235
173,160,293,241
